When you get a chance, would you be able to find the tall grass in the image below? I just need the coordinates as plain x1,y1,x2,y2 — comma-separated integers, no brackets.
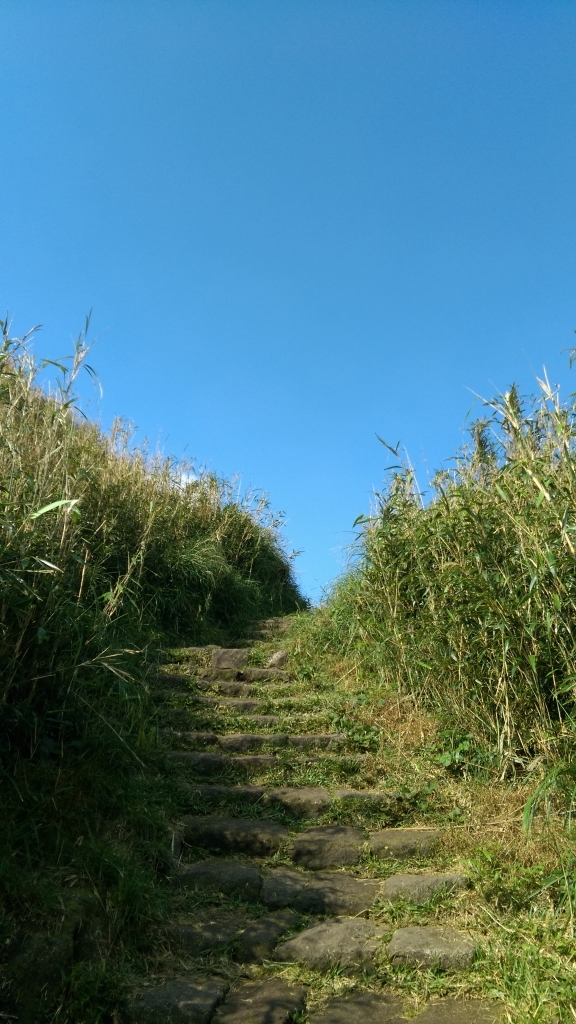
314,368,576,766
0,317,302,967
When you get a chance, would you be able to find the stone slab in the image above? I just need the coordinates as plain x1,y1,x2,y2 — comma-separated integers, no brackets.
173,751,276,770
177,859,262,901
212,649,249,669
197,698,264,713
310,993,406,1024
169,731,219,744
236,909,298,963
370,829,442,859
291,825,364,868
214,682,255,696
218,734,289,752
128,977,228,1024
165,911,243,955
387,926,476,970
382,872,468,904
235,754,277,768
266,786,331,818
261,867,306,909
183,816,288,856
296,871,381,916
261,867,380,916
274,916,385,973
215,979,306,1024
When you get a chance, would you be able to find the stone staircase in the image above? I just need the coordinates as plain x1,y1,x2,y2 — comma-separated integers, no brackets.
127,638,503,1024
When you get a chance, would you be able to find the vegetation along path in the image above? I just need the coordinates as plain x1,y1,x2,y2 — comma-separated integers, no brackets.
4,325,576,1022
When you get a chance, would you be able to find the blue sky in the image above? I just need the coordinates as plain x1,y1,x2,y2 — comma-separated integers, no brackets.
1,1,576,598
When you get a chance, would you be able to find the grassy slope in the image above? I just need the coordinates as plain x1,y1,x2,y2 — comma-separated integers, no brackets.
283,372,576,1021
0,322,304,1018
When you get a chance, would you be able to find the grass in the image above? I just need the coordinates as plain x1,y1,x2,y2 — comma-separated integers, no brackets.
293,370,576,767
6,315,576,1021
274,366,576,1020
0,318,304,1021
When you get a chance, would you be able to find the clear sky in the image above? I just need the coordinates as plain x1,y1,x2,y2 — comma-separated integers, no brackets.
1,1,576,599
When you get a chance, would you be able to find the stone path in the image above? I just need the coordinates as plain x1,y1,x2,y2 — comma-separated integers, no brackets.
127,636,503,1024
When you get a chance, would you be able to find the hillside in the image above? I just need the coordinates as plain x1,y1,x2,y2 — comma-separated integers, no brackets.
2,330,576,1023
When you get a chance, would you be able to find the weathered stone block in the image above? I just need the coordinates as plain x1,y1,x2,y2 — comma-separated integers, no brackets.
127,977,228,1023
164,911,244,955
274,917,386,972
291,825,364,868
310,992,406,1024
212,649,249,670
387,926,476,970
177,859,262,901
369,829,442,859
215,979,306,1024
267,786,331,818
236,909,298,962
182,816,288,856
381,872,468,904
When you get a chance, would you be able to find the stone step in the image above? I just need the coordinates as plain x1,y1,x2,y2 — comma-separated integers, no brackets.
169,750,365,771
387,925,476,969
267,786,331,817
262,867,381,916
369,828,442,858
196,697,264,712
169,751,277,770
176,858,262,900
197,680,255,696
181,815,288,856
381,871,468,904
165,730,218,744
162,911,296,964
164,909,244,956
309,992,405,1024
291,825,365,869
127,978,228,1024
215,979,306,1024
211,648,250,670
168,732,345,752
180,784,405,820
274,916,386,974
235,909,298,964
